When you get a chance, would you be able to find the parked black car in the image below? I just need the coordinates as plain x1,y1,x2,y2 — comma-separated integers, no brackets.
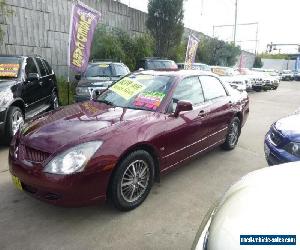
0,55,58,144
75,61,130,102
136,57,178,70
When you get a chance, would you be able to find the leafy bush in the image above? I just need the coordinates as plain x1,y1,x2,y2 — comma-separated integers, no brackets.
56,77,75,106
196,37,241,66
91,25,154,71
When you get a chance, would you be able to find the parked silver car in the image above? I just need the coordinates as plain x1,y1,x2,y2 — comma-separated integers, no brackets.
193,162,300,250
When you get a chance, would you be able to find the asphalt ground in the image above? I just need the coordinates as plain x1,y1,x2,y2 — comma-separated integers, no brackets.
0,81,300,250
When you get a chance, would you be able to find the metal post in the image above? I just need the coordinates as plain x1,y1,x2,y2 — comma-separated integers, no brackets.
212,25,215,38
233,0,238,45
255,23,259,55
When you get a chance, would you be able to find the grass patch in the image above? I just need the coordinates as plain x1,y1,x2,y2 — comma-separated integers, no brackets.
56,77,75,106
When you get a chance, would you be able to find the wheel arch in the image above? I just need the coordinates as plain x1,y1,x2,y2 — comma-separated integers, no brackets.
106,142,161,198
9,99,26,116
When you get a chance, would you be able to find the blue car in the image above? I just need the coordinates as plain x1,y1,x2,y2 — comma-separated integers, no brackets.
265,113,300,165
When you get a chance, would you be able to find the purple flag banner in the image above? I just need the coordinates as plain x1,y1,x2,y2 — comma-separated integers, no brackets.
68,1,101,72
184,34,200,70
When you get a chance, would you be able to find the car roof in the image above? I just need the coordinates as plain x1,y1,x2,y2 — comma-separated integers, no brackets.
137,69,217,78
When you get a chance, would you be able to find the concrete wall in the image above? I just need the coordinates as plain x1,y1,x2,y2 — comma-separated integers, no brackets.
262,58,296,71
0,0,148,77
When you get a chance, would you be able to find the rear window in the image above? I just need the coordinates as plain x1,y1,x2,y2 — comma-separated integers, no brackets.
36,58,47,76
85,63,112,78
146,60,177,70
0,57,21,79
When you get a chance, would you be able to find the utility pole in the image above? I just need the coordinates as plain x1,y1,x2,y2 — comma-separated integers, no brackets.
233,0,238,45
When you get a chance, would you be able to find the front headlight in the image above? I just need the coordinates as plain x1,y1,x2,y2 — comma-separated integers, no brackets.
284,142,300,157
0,89,13,107
76,87,89,96
44,141,102,174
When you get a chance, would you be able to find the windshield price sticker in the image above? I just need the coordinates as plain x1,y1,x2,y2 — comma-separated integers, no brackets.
0,64,20,77
110,77,145,100
134,92,166,110
212,68,226,76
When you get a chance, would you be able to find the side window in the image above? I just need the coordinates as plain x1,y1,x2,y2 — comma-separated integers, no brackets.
43,59,53,75
25,57,38,76
171,77,204,111
200,76,227,100
35,58,47,77
114,64,129,76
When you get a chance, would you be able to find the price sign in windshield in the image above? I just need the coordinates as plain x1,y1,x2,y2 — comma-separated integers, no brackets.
0,64,20,77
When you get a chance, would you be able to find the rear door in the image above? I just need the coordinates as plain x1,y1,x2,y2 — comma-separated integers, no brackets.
35,57,52,103
199,75,235,144
42,59,56,96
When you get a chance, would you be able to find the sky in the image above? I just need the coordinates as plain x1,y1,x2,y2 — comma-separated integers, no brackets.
120,0,300,54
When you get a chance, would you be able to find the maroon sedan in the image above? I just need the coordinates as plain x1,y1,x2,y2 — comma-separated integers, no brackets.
9,70,249,210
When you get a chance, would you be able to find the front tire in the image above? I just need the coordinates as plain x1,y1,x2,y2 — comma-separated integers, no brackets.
4,106,24,144
110,150,154,211
222,117,240,150
51,92,59,110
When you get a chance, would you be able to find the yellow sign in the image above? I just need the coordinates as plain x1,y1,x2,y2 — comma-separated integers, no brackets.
212,68,226,76
110,77,145,100
99,64,109,68
0,64,20,77
12,175,23,191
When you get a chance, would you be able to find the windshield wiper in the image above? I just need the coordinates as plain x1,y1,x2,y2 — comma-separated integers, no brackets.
96,99,115,106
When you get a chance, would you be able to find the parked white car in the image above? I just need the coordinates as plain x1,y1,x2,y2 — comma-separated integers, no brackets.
211,66,248,91
193,162,300,250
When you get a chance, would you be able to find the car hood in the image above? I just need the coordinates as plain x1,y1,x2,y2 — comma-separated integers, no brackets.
78,77,119,87
274,114,300,141
0,79,18,90
195,162,300,250
20,101,151,153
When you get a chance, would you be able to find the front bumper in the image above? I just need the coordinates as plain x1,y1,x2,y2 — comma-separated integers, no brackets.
9,152,112,207
264,133,300,166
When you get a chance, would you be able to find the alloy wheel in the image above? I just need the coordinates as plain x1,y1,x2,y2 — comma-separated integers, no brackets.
120,160,150,203
11,110,24,135
228,121,239,147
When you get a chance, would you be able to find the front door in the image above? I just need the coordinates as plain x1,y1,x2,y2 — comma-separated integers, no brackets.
21,57,44,112
160,76,212,172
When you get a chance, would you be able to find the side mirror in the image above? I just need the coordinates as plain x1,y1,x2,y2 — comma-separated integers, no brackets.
174,100,193,117
27,73,40,82
75,74,81,81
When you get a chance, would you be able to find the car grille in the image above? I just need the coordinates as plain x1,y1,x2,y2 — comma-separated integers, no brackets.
269,129,283,147
18,144,50,163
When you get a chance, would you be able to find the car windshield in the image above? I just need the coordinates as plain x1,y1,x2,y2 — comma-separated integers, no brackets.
0,57,21,79
96,73,173,111
146,60,177,70
84,63,112,78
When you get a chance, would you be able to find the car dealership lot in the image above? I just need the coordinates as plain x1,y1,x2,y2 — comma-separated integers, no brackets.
0,82,300,250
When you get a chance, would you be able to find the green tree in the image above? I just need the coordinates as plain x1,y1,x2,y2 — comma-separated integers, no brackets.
146,0,184,58
196,37,241,66
90,25,154,71
253,56,263,68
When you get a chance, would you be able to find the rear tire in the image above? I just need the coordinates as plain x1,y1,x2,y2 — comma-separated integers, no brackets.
110,150,154,211
4,106,24,145
222,117,240,150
